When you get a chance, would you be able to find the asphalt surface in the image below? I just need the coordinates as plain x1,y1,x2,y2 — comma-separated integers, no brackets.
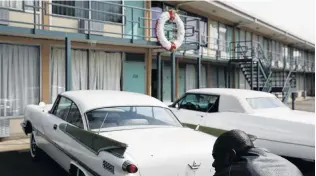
0,149,68,176
0,98,314,176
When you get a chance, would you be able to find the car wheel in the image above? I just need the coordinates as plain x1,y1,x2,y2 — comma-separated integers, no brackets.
30,132,43,161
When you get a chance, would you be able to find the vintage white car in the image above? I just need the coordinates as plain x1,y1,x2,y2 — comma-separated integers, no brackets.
168,88,315,164
21,90,218,176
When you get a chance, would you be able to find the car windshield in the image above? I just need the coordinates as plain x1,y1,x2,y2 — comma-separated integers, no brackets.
247,97,287,109
86,106,182,130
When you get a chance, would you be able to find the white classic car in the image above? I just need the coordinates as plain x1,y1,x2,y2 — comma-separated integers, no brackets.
168,88,315,163
21,90,218,176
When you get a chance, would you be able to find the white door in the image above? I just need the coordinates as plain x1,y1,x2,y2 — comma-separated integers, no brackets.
43,96,73,171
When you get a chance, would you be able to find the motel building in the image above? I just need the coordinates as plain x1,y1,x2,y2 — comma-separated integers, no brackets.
0,1,314,137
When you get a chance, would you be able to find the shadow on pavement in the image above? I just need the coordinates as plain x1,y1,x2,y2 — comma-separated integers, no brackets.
0,149,68,176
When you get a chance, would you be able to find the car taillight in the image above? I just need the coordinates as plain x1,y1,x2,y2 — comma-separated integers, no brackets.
122,161,138,173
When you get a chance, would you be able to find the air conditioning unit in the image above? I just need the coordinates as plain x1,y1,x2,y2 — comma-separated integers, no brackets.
79,19,104,36
0,9,9,26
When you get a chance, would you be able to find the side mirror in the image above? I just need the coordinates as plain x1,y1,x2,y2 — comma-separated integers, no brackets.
175,103,180,110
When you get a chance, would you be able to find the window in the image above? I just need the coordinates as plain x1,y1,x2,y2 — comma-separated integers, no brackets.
53,97,72,120
86,106,182,130
91,1,122,23
0,0,22,10
65,103,83,129
247,97,286,109
179,94,219,112
0,44,40,117
52,1,76,17
52,0,122,23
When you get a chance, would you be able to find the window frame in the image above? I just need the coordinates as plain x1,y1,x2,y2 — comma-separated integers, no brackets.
51,0,123,24
50,95,86,129
170,93,220,113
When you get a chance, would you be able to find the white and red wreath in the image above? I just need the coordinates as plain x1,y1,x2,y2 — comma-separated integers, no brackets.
155,9,185,51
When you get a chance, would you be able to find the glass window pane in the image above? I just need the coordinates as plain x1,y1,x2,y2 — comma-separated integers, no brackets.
179,94,219,112
247,97,286,109
54,97,72,120
0,44,40,117
66,103,84,128
86,106,182,130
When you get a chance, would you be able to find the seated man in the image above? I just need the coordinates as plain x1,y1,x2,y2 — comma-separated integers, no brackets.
212,129,303,176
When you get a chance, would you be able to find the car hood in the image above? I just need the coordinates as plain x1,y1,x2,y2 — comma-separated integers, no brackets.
251,107,315,125
100,127,217,176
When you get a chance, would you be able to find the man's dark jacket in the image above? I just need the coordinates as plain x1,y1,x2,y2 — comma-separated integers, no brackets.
214,147,303,176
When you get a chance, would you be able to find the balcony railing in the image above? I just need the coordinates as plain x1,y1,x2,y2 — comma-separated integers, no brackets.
0,1,314,70
0,1,201,49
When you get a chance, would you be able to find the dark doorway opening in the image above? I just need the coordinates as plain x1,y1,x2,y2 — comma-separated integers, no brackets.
152,69,158,99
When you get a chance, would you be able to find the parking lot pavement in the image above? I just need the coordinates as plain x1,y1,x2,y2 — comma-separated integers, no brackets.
288,98,315,112
0,149,68,176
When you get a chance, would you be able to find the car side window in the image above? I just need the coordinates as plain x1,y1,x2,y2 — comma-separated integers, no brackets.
179,94,220,113
53,97,72,120
65,103,84,129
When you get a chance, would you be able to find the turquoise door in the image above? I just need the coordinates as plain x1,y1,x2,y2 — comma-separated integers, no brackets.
179,66,186,98
124,1,144,40
123,60,145,94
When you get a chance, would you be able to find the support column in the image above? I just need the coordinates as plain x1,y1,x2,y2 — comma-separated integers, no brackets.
176,57,179,98
146,49,152,96
197,56,201,88
171,52,176,102
156,53,162,101
41,44,50,103
65,37,72,91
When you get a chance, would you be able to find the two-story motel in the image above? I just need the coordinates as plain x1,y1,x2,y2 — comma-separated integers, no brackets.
0,1,314,131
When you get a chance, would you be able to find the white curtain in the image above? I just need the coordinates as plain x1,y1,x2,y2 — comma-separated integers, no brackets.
0,0,23,9
201,66,207,88
89,51,121,90
0,44,40,117
51,48,88,102
185,64,196,91
72,50,88,90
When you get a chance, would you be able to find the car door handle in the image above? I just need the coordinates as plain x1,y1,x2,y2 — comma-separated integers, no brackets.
53,124,57,130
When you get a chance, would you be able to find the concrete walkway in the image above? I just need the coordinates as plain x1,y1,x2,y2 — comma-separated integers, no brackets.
288,97,315,112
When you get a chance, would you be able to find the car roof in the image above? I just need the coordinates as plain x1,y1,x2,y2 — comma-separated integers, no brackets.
60,90,167,113
186,88,275,99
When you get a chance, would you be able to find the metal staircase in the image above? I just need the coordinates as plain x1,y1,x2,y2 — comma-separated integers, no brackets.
229,41,272,91
229,41,296,103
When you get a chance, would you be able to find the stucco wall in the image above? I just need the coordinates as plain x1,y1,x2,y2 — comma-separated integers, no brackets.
9,11,39,28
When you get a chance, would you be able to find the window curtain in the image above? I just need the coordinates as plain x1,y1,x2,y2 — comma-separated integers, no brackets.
185,64,196,91
89,51,121,90
0,0,22,9
50,48,88,102
201,65,207,88
0,44,40,117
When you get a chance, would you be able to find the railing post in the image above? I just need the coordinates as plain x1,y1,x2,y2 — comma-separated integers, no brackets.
131,8,134,43
251,60,253,90
65,37,72,91
33,0,36,33
157,53,162,101
257,61,259,90
88,0,91,40
196,55,201,89
171,52,176,102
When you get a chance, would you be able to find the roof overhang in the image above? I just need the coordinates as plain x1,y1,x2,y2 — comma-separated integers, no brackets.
168,0,315,52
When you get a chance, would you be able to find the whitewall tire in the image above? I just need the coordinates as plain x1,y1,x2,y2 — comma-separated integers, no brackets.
30,132,42,161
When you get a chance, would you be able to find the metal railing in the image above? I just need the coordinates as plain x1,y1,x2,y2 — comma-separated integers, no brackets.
0,1,202,49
